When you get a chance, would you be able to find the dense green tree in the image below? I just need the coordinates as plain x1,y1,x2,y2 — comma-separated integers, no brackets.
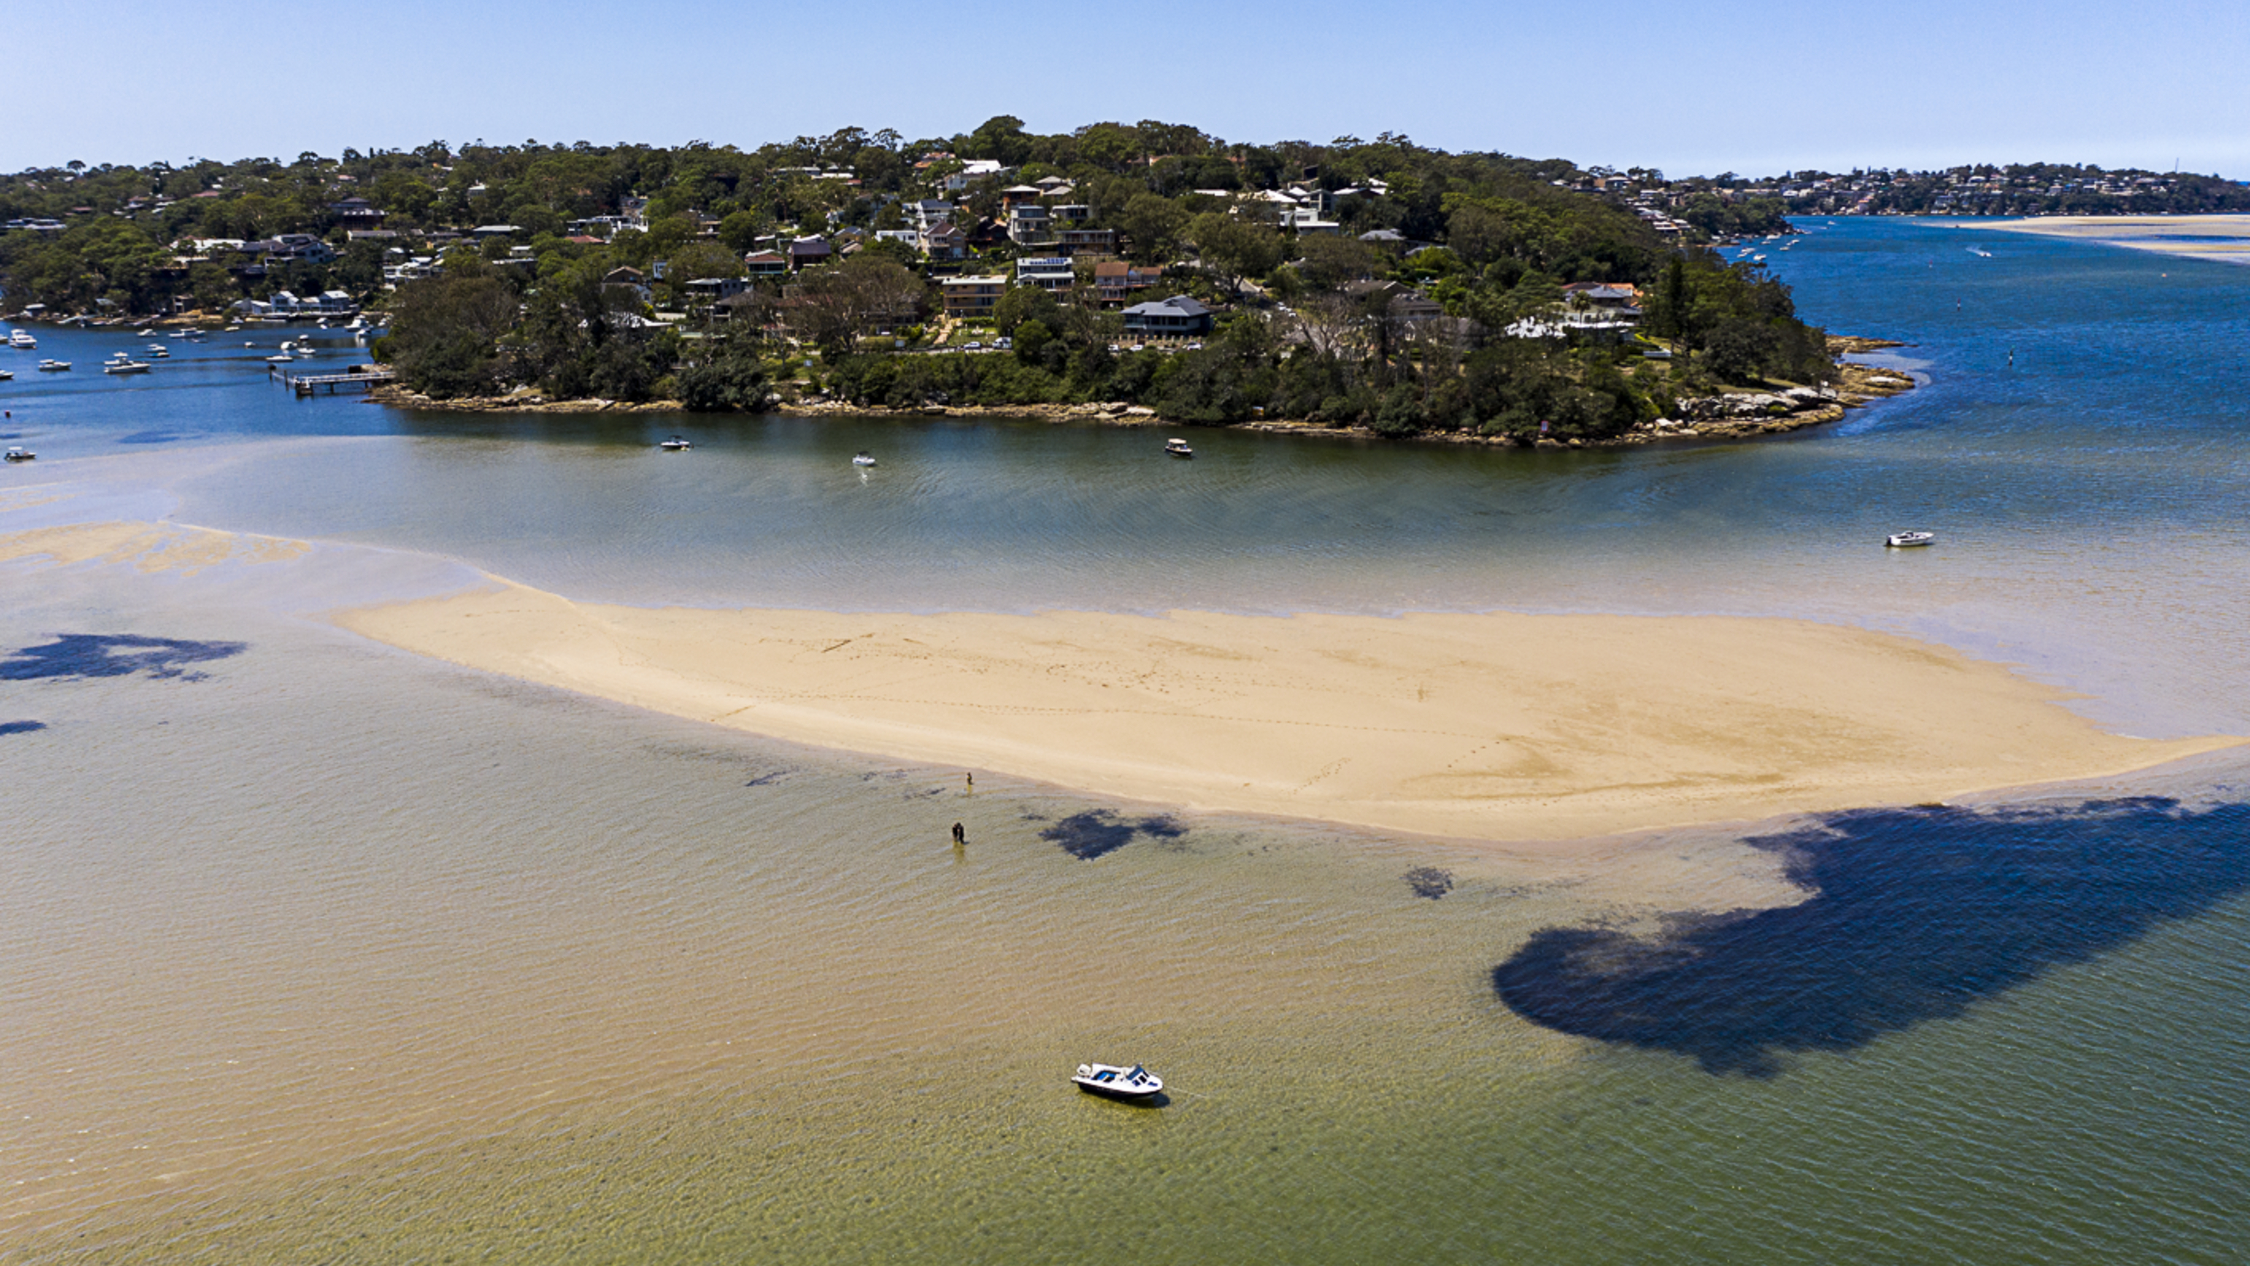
383,269,522,397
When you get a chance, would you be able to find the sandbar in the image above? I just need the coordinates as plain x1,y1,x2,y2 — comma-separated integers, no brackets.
1957,215,2250,264
334,578,2236,848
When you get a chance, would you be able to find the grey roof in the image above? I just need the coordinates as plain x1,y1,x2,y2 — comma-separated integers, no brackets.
1359,229,1404,242
1123,296,1211,318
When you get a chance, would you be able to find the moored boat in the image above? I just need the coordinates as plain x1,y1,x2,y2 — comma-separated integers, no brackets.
37,359,70,372
9,329,35,349
105,359,153,375
1885,530,1936,548
852,451,877,467
1073,1062,1163,1100
660,436,692,451
1164,437,1194,458
4,446,34,462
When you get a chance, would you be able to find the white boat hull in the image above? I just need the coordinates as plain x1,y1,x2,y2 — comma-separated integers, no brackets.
1072,1063,1163,1100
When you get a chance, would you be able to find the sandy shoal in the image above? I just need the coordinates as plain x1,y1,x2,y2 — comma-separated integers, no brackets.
1959,215,2250,263
0,520,310,573
334,580,2237,848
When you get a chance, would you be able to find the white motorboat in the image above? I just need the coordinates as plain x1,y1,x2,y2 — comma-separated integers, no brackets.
266,354,295,363
1164,437,1194,458
1885,530,1936,548
0,368,12,381
1072,1062,1163,1101
147,344,170,357
105,359,153,375
3,446,33,462
852,451,877,467
37,359,70,372
9,330,35,349
660,436,692,451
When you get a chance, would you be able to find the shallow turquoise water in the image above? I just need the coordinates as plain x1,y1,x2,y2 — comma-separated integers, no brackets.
4,220,2250,1262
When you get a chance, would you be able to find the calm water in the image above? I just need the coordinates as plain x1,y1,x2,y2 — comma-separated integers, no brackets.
4,220,2250,1262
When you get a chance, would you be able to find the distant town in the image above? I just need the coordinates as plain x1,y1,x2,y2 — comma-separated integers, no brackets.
1,122,2212,437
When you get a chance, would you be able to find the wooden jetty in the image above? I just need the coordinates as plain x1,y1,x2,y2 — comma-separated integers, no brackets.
272,365,396,395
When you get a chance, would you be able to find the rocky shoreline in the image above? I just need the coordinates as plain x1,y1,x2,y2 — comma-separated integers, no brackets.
362,335,1920,447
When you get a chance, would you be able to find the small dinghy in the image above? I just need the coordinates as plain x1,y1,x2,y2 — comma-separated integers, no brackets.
1072,1062,1163,1101
852,451,877,467
1885,530,1936,548
660,436,692,451
1164,437,1194,459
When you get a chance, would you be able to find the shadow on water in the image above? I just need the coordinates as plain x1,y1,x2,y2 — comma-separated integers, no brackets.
0,634,248,682
1492,797,2250,1077
0,720,48,736
1041,810,1186,860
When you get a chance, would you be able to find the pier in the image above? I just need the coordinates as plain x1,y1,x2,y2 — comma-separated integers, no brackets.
271,365,395,395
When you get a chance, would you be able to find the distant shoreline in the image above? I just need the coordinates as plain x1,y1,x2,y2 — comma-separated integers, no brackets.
361,334,1919,448
1949,214,2250,265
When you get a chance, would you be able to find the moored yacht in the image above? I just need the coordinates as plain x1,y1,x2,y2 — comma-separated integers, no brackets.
37,359,70,372
1164,437,1194,458
4,446,34,462
660,436,692,451
1885,530,1936,548
852,451,877,467
9,329,35,349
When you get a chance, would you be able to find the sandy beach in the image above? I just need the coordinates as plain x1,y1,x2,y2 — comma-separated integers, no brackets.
1958,214,2250,264
331,570,2236,848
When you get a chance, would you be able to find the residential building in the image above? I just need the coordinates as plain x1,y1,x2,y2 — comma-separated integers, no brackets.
1561,282,1643,322
1093,261,1162,306
1006,203,1054,247
1345,279,1443,322
940,275,1008,319
919,220,968,261
1121,295,1214,337
1055,227,1118,256
328,197,386,229
909,199,957,231
787,236,833,270
685,276,754,306
942,159,1011,193
1016,256,1074,291
742,251,790,277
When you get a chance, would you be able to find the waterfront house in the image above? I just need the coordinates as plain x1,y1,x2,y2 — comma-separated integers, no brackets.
742,251,790,277
940,275,1008,320
1121,295,1214,337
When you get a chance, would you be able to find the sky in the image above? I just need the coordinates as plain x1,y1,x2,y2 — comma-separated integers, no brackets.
11,0,2248,178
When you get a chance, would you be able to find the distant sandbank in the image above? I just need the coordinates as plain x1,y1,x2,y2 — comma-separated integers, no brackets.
1958,215,2250,264
331,574,2236,849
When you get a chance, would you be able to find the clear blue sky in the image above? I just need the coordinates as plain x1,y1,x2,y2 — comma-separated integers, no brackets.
13,0,2246,178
